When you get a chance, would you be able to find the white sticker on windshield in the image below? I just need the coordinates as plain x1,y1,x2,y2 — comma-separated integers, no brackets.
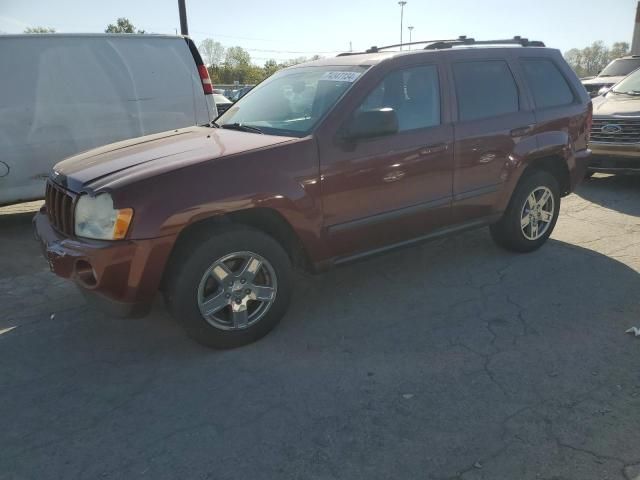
320,71,361,82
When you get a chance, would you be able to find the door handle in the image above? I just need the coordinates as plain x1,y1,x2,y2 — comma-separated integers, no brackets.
510,125,534,137
383,170,406,183
420,143,448,156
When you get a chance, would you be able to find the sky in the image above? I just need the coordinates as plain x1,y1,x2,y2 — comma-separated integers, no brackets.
0,0,637,64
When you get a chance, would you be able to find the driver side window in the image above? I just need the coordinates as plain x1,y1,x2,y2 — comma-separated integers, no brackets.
356,65,441,131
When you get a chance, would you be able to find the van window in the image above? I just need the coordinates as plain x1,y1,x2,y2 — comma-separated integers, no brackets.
453,61,519,121
356,65,440,131
521,59,575,108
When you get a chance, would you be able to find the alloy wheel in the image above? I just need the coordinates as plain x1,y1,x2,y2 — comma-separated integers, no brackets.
520,186,555,241
197,251,278,331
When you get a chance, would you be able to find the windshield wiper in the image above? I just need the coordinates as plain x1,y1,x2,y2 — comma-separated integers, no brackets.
611,90,640,96
220,123,263,134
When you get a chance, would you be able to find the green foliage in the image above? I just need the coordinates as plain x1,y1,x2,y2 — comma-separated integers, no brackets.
105,18,145,34
206,44,323,86
24,26,55,33
564,41,629,78
224,46,252,67
199,39,226,67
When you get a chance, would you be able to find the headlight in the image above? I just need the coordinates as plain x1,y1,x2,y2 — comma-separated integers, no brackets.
74,193,133,240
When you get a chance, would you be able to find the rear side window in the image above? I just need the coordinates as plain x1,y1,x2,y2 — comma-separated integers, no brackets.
520,59,575,108
453,61,519,121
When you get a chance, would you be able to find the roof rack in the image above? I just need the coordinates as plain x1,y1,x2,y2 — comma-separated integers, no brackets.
337,36,545,56
424,36,545,50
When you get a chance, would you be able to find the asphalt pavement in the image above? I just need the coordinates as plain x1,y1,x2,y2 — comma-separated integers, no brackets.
1,175,640,480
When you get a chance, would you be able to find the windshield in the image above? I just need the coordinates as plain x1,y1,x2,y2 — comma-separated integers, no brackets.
600,58,640,77
611,67,640,94
217,65,368,136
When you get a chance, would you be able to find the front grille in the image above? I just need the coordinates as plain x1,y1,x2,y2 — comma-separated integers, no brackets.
590,118,640,144
45,180,75,236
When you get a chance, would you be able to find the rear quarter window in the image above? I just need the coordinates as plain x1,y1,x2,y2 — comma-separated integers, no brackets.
520,58,575,109
453,60,519,122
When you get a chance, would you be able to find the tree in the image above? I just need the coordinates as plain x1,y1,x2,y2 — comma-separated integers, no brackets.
105,18,145,34
610,42,630,61
24,26,55,33
582,41,609,76
224,46,251,68
263,59,279,78
564,42,629,77
199,39,226,67
564,41,631,78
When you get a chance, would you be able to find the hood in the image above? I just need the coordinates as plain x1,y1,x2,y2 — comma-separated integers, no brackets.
593,93,640,117
53,126,296,192
582,76,624,86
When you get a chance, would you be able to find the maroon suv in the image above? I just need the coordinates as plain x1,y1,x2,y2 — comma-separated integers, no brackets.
34,37,592,348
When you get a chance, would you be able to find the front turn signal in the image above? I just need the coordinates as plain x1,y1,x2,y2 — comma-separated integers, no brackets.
113,208,134,240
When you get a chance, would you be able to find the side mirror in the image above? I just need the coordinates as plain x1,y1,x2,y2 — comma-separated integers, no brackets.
341,108,399,141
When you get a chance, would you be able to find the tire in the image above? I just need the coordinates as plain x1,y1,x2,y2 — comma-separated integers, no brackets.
164,226,293,349
490,170,561,253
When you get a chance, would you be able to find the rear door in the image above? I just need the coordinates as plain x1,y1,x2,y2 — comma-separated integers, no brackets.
515,53,587,156
448,50,536,221
317,59,455,259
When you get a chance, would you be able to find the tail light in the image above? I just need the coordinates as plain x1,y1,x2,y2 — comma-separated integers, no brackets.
585,102,593,143
198,64,213,95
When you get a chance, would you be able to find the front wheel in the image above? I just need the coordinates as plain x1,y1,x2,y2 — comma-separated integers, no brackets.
164,227,293,349
490,170,560,253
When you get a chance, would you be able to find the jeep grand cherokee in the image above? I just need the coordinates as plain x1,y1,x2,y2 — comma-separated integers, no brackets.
34,36,592,349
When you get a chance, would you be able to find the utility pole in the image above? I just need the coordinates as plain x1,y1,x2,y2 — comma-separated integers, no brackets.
633,1,640,55
178,0,189,36
398,1,407,50
408,26,414,50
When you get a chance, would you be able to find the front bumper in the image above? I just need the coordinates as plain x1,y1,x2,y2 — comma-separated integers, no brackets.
33,209,175,317
589,143,640,173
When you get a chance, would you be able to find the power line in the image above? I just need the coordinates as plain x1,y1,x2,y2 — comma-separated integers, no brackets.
188,30,344,54
243,47,341,54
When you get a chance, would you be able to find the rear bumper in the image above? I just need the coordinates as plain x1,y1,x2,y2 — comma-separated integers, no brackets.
33,209,175,317
568,148,591,191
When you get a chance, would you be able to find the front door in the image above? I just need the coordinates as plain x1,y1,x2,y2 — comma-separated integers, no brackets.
317,63,454,259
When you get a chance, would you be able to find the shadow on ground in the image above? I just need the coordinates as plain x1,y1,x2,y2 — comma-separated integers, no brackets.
576,174,640,217
0,209,46,279
2,220,640,480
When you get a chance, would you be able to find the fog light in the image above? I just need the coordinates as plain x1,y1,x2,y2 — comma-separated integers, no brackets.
75,260,97,287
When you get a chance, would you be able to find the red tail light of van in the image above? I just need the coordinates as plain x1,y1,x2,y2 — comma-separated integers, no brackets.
198,65,213,94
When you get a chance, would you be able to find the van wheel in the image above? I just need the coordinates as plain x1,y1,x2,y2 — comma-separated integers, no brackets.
165,227,292,349
490,170,560,253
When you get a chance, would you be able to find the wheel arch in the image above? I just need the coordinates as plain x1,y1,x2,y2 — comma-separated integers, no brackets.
162,207,315,291
496,152,570,214
523,155,570,196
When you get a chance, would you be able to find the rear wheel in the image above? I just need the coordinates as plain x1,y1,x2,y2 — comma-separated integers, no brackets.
165,227,292,349
490,170,560,253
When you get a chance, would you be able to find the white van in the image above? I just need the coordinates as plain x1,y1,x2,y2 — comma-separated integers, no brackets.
0,34,217,205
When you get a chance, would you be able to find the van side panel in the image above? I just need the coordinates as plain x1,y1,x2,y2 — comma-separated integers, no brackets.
0,35,212,205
